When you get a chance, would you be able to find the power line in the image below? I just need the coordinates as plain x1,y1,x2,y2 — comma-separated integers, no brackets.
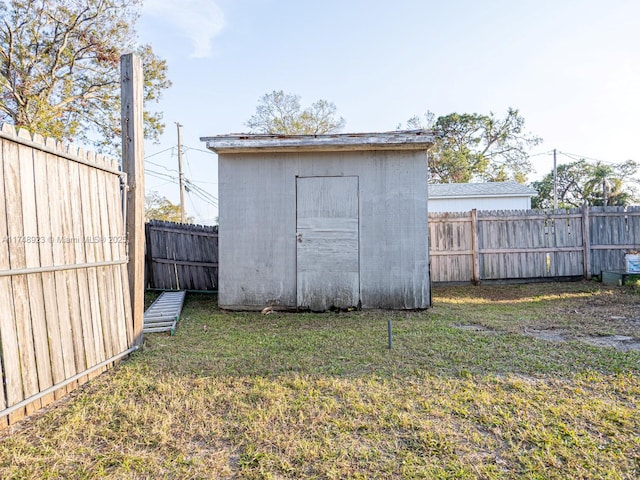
184,146,217,155
145,169,219,208
189,180,218,185
528,150,554,157
146,181,175,189
145,158,178,174
189,181,218,201
144,147,174,159
184,180,218,207
558,151,628,165
188,189,218,208
145,144,215,159
189,191,217,208
186,191,203,220
183,149,195,181
145,169,178,182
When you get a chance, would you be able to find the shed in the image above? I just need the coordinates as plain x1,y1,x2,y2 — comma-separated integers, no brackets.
201,130,434,311
428,181,537,213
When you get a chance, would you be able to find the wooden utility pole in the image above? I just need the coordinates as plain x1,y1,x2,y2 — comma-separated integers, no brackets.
121,53,145,346
553,148,558,210
176,122,186,223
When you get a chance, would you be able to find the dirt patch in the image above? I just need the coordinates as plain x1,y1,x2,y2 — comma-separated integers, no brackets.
524,329,640,352
525,329,567,343
581,335,640,352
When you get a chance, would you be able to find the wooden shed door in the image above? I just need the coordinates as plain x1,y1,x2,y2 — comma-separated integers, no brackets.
296,176,360,311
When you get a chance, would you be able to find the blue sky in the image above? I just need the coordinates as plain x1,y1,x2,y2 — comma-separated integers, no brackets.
138,0,640,225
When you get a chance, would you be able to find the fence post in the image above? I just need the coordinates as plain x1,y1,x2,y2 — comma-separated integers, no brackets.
581,205,591,279
121,53,145,346
144,222,153,290
471,209,480,284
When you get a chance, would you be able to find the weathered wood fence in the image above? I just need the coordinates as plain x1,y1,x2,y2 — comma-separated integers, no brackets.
429,206,640,283
144,207,639,290
145,220,218,290
0,124,135,427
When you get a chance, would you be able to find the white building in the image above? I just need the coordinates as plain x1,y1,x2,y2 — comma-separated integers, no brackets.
428,181,537,213
201,131,433,311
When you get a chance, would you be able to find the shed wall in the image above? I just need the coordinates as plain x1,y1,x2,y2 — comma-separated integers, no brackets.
218,150,429,310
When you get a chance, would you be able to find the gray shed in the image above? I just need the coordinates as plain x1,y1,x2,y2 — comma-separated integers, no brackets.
201,130,434,311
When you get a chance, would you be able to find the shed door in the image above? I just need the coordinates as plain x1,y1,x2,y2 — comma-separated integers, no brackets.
296,176,360,311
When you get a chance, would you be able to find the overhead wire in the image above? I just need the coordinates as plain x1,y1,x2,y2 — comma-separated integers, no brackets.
145,169,178,182
147,181,175,189
145,158,179,174
186,191,203,220
144,144,220,222
558,151,633,166
145,168,218,209
144,147,175,159
184,146,217,155
527,150,554,157
185,181,218,207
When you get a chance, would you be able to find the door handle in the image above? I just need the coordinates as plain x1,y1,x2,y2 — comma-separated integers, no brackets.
296,233,303,243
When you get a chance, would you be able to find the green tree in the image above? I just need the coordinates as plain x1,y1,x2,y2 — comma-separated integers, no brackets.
145,192,193,223
246,90,345,135
0,0,171,153
531,159,639,209
401,108,542,183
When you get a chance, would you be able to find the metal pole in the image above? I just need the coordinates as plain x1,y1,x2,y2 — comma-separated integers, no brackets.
0,345,138,419
553,148,558,210
387,320,393,350
176,122,186,223
0,259,128,277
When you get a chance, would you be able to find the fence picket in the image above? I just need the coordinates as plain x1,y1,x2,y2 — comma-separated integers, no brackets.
35,137,66,401
4,129,39,419
104,160,129,352
69,155,96,373
95,166,117,358
0,133,21,424
82,157,105,368
19,128,53,414
28,133,57,408
58,144,85,377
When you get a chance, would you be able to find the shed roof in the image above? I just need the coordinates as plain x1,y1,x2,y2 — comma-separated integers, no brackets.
428,181,537,199
201,130,434,154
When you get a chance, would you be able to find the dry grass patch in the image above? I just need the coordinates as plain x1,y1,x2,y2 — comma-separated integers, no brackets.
0,282,638,479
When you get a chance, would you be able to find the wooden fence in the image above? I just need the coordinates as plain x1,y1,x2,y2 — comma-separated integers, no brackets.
144,207,639,290
0,124,134,427
429,206,640,283
145,220,218,290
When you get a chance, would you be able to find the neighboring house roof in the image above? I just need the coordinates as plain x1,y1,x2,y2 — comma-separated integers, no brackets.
428,181,537,199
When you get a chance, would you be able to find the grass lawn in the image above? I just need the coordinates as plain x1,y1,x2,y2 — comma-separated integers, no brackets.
1,281,639,479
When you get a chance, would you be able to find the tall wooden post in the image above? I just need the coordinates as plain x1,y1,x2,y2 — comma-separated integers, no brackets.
121,54,144,346
471,209,480,284
582,205,592,280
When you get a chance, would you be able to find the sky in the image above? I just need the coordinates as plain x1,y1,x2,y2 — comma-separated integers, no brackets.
137,0,640,225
